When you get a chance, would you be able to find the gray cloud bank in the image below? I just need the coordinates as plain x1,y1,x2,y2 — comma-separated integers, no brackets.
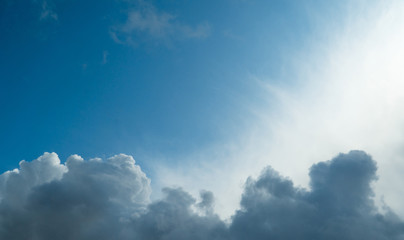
0,151,403,239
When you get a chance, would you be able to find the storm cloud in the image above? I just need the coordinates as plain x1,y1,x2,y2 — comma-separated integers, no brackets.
0,151,403,239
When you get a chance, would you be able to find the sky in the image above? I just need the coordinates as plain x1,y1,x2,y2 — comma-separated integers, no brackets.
2,0,404,239
0,0,340,170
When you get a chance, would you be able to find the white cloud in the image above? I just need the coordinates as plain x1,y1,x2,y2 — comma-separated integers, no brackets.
0,153,151,213
0,152,66,206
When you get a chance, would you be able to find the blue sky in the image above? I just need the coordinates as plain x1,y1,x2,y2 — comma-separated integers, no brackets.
3,0,404,222
4,1,404,239
0,0,345,171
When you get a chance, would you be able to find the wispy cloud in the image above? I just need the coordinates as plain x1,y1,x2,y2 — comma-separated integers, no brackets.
111,2,210,46
39,0,58,21
102,50,109,65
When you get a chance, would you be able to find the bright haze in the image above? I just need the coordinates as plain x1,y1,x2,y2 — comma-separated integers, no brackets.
2,0,404,239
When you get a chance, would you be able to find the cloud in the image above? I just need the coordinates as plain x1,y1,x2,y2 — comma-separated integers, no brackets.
110,2,210,46
130,188,228,240
0,153,151,240
0,151,403,239
230,150,404,240
39,0,58,21
102,51,109,65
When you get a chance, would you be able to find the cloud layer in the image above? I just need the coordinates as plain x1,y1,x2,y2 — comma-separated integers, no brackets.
0,151,403,239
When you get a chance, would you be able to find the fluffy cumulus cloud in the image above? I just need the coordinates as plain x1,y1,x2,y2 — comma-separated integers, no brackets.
129,188,228,240
0,151,403,239
230,150,404,240
0,153,151,240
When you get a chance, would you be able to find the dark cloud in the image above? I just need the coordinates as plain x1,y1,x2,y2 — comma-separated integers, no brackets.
230,150,404,240
0,153,151,240
130,188,229,240
0,150,403,239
